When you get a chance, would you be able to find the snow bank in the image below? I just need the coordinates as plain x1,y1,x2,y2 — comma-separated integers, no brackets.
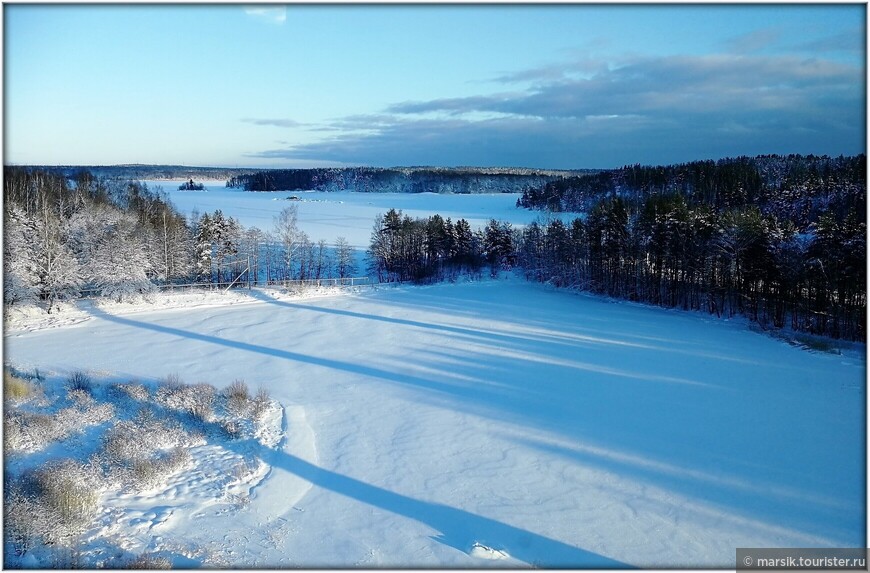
3,370,312,568
4,285,363,335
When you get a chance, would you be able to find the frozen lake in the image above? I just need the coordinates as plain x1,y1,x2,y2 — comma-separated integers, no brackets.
5,279,864,567
145,180,565,249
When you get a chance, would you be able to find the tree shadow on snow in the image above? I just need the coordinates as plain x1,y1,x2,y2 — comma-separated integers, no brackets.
82,297,865,556
82,305,629,567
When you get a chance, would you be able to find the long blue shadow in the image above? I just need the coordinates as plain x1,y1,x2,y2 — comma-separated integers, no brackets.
246,289,561,351
81,301,864,555
239,436,630,568
59,355,628,567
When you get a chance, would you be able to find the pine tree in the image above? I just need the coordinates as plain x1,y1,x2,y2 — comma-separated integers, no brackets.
194,212,214,282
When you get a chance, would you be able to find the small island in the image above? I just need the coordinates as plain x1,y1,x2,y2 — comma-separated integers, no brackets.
178,178,205,191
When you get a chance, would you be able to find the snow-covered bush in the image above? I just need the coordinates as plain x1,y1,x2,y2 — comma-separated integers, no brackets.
126,552,172,569
6,459,103,548
5,411,62,452
155,380,216,423
68,388,94,408
131,447,191,488
251,387,271,421
224,379,250,418
118,382,150,402
5,489,46,555
4,370,283,567
34,459,100,525
221,419,243,440
5,399,114,453
223,380,271,422
102,412,191,464
225,379,249,400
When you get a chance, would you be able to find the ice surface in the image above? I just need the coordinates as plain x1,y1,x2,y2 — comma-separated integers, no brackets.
146,180,569,249
4,278,864,567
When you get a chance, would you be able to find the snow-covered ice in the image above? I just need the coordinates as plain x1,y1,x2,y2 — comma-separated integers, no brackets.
145,180,566,248
4,278,865,567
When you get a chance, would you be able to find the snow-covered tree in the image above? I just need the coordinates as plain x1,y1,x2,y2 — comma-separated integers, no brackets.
194,212,214,282
274,206,302,280
210,210,241,283
334,237,357,279
152,208,194,283
32,212,82,312
4,205,40,305
67,206,153,301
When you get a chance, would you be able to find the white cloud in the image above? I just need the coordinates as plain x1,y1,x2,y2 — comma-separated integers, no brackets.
244,5,286,25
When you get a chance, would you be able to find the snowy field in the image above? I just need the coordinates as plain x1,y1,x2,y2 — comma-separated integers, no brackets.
4,278,865,567
144,180,562,249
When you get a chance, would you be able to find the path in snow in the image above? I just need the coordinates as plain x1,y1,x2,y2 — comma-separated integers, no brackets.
4,279,865,567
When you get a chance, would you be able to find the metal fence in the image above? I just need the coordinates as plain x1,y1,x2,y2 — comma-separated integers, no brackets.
78,276,373,297
274,276,372,289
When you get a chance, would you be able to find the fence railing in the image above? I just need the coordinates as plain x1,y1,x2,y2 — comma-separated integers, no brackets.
78,276,373,297
275,277,372,289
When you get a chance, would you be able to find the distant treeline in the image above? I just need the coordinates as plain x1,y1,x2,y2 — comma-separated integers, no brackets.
518,154,865,232
17,164,258,182
226,167,583,194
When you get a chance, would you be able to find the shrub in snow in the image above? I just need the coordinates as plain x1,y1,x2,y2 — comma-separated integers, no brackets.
4,371,34,401
6,396,114,453
225,379,249,401
102,411,192,463
5,411,61,452
130,447,191,489
224,379,250,418
75,400,115,427
123,382,150,401
126,552,172,569
101,408,198,490
34,459,100,525
4,489,45,555
160,372,183,390
224,380,272,423
7,459,104,548
221,419,242,440
66,371,92,394
155,381,215,423
67,388,95,408
251,387,271,422
108,381,150,403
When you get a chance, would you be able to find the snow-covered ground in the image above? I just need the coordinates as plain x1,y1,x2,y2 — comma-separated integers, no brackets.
4,278,865,567
145,180,564,249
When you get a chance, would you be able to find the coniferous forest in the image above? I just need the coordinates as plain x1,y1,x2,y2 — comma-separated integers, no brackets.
514,155,866,340
4,153,866,341
368,155,866,341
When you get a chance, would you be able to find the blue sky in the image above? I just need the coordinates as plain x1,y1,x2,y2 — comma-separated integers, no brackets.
4,4,866,169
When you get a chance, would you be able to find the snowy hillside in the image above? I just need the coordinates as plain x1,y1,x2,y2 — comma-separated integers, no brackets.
4,279,864,567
